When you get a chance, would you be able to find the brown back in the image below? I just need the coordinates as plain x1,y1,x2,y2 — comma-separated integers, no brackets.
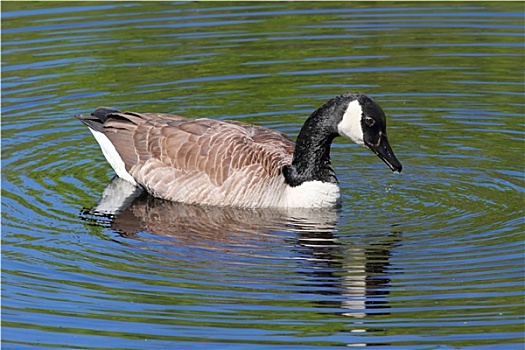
100,111,296,189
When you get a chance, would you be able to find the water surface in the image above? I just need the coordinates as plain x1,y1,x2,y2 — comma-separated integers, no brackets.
2,2,524,349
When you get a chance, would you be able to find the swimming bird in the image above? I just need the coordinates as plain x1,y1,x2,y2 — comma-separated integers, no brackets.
76,93,402,208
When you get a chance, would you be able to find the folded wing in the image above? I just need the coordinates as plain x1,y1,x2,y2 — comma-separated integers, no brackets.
81,108,296,206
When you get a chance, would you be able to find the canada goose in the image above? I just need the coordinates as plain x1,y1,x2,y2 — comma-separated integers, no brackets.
77,93,402,208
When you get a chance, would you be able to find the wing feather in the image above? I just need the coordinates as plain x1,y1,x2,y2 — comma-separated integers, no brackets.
88,109,295,206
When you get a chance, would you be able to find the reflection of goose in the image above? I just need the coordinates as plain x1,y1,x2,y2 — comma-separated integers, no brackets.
81,177,400,343
76,93,401,208
82,177,341,245
295,229,399,320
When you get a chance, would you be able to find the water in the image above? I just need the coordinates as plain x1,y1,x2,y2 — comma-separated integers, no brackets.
2,2,524,349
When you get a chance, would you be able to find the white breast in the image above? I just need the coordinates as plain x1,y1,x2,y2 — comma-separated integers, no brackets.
282,181,341,208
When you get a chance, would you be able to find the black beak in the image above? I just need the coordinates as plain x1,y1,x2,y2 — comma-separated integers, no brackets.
367,134,402,172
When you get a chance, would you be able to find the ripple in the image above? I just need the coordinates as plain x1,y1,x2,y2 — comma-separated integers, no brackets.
2,1,524,349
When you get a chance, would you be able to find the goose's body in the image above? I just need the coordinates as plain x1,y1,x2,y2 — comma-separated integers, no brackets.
77,93,402,208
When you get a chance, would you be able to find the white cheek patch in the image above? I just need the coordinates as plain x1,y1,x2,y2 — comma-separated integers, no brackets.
337,99,364,146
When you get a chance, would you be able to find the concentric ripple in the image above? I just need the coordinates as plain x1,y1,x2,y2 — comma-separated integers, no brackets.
2,2,523,349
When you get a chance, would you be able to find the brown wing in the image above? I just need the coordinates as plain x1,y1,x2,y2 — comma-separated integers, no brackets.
96,110,295,202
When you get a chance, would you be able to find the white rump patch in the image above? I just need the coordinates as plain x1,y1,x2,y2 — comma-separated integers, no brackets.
337,99,364,145
284,181,340,208
88,129,137,185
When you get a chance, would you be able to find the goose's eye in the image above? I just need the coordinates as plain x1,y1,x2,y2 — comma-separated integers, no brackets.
363,116,375,127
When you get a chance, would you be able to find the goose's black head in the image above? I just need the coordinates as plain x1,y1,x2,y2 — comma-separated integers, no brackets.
335,93,402,172
284,93,402,188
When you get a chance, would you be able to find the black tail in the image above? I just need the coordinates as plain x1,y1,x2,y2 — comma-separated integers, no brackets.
76,107,121,132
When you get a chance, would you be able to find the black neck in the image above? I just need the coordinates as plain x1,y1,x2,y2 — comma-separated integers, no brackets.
283,109,340,187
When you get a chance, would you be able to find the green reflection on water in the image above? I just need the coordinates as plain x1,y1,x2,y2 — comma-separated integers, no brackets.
2,1,524,349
